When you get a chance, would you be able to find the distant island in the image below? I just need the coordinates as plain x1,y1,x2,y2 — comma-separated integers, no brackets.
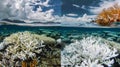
0,19,61,27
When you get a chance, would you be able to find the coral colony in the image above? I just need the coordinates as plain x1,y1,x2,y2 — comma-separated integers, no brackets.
95,4,120,26
0,31,45,66
0,0,120,67
61,36,118,67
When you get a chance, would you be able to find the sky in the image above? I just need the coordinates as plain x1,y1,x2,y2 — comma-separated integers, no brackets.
0,0,61,22
62,0,101,16
0,0,119,25
61,0,120,16
60,0,120,25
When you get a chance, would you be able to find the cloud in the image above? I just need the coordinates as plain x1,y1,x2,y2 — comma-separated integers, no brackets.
89,0,120,14
41,0,51,7
0,0,59,22
72,4,80,8
61,14,96,22
0,0,97,27
81,5,86,9
27,8,56,22
60,14,96,26
66,13,78,17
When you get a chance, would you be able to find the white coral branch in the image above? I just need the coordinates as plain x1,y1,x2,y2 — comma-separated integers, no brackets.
61,36,118,67
0,31,46,66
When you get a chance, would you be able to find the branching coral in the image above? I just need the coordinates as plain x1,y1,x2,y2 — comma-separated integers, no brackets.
0,31,45,66
96,4,120,26
61,36,118,67
21,58,38,67
80,59,104,67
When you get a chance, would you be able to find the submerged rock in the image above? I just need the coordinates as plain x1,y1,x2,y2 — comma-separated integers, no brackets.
117,38,120,43
107,37,116,41
62,38,71,43
107,33,118,37
68,35,82,39
37,29,61,40
35,35,56,45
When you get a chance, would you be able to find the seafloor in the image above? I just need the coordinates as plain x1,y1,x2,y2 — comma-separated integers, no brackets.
0,25,120,67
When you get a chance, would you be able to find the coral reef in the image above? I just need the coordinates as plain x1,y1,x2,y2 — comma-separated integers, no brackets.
61,36,118,67
21,58,38,67
3,31,56,45
0,31,45,66
39,39,61,67
0,31,61,66
96,4,120,26
102,38,120,53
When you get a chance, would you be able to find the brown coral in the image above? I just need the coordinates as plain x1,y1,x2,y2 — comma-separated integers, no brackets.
22,61,27,67
22,59,38,67
96,3,120,26
30,59,38,67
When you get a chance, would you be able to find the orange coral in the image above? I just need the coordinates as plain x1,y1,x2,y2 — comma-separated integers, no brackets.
96,4,120,26
30,59,38,67
22,61,27,67
22,59,38,67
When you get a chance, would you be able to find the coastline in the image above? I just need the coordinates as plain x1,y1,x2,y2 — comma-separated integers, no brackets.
0,21,120,28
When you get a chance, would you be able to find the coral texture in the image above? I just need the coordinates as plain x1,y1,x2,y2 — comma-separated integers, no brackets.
61,36,118,67
0,31,45,66
96,4,120,26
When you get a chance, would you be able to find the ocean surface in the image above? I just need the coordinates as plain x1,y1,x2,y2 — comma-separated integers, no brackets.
0,25,120,33
1,25,120,43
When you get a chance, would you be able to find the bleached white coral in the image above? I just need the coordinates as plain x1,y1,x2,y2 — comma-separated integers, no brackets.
0,42,6,50
79,59,104,67
61,36,118,67
0,31,45,66
5,31,45,60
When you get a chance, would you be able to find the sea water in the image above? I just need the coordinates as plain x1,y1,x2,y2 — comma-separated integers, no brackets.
0,25,120,67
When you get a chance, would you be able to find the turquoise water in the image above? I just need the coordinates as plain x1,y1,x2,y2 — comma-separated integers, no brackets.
0,25,120,67
0,25,120,44
0,25,120,34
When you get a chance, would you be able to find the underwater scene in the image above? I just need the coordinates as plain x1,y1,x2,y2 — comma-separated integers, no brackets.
0,25,61,67
0,25,120,67
0,0,120,67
